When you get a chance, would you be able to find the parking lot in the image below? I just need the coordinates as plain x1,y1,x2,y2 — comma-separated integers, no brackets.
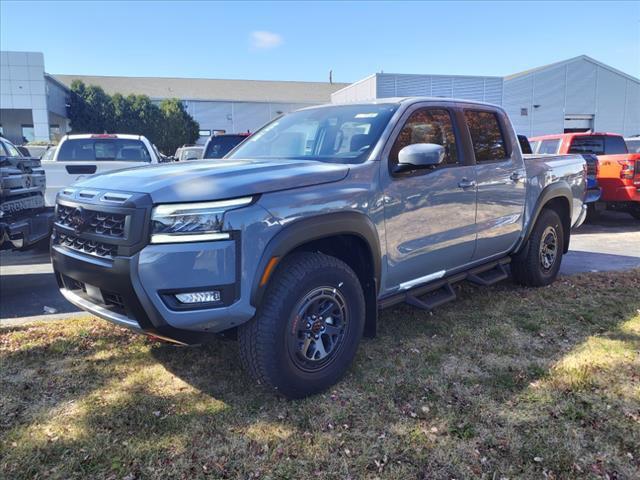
1,211,638,324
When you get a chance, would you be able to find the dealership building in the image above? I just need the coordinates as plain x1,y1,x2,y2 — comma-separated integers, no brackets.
331,56,640,137
1,51,638,145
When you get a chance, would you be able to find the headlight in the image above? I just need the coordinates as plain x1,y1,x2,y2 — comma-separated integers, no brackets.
150,196,252,244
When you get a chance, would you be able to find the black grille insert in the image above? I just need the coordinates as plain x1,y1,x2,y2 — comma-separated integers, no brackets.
56,232,118,259
56,205,126,238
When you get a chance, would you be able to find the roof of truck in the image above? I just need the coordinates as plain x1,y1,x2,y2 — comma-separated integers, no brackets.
319,96,502,108
61,134,146,141
530,132,623,141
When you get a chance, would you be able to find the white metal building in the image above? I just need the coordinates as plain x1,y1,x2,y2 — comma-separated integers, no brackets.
54,74,349,144
331,73,504,105
0,51,70,144
503,56,640,137
332,56,639,138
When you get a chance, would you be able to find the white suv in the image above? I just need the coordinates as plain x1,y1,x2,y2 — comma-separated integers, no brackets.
41,133,161,206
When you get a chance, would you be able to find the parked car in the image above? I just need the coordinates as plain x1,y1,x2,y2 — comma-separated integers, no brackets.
530,132,640,219
51,99,587,398
176,146,204,161
41,133,162,207
625,136,640,154
202,133,250,159
0,137,54,250
522,134,600,204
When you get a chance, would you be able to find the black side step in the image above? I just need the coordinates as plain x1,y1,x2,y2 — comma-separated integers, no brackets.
405,283,457,311
378,258,512,312
467,262,509,287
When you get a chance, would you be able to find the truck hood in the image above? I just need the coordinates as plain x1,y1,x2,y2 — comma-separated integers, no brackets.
75,158,350,203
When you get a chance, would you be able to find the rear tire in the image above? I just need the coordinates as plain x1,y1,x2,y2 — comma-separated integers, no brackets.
629,204,640,220
238,252,365,399
511,208,564,287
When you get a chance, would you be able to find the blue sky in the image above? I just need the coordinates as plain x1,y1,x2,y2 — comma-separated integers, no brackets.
1,1,638,82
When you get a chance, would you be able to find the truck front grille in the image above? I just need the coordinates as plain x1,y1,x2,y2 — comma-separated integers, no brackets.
56,205,126,238
55,232,118,259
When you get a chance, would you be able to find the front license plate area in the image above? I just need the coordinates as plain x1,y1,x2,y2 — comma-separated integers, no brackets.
85,284,105,304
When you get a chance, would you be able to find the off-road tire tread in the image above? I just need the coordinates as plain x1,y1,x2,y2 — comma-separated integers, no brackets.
511,208,564,287
238,252,363,397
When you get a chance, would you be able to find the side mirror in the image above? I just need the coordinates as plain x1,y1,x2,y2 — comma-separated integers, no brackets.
395,143,445,173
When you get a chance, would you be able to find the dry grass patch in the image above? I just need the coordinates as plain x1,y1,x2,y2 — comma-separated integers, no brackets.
1,270,639,479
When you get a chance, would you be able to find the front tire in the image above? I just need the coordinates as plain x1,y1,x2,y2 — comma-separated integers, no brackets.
238,252,365,399
511,208,564,287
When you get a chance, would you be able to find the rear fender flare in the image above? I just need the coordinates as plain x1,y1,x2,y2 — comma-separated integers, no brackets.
516,182,572,254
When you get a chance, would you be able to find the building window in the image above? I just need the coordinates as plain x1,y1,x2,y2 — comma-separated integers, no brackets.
520,108,528,116
198,129,211,137
21,125,35,143
50,124,61,140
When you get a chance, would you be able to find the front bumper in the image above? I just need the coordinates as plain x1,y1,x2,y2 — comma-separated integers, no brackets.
0,209,53,250
52,239,256,343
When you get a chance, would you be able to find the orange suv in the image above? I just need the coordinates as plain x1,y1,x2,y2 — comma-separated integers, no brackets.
530,132,640,219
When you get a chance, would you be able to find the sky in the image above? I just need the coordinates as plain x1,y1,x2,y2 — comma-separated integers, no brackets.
1,1,638,83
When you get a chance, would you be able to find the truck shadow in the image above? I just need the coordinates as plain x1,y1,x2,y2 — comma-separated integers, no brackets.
151,271,640,405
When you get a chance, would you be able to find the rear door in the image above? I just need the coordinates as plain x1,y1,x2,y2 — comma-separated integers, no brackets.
42,136,152,206
465,108,527,260
381,104,477,292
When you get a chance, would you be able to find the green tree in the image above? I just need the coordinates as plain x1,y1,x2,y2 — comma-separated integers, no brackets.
66,81,200,154
157,98,200,154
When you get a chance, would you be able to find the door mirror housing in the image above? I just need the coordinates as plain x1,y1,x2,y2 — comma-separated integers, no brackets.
396,143,445,173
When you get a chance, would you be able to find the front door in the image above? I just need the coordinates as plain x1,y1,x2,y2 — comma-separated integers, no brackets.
381,106,477,293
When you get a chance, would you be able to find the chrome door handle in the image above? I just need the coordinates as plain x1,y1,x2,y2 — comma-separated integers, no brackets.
458,178,476,189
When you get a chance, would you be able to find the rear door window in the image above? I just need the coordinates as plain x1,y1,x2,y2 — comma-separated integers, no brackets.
57,138,151,161
538,139,561,154
464,110,508,162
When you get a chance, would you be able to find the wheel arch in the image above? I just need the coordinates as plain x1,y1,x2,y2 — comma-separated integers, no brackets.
519,182,573,254
250,211,381,337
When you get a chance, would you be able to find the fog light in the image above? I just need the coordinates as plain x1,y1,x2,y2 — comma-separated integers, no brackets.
175,291,221,304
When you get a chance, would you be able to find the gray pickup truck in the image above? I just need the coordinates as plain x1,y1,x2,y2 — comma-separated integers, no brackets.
51,98,587,398
1,136,53,251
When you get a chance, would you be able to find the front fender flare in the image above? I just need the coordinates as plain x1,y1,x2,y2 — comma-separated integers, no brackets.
249,211,382,308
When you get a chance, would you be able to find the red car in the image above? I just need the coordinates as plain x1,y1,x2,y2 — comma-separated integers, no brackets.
530,132,640,219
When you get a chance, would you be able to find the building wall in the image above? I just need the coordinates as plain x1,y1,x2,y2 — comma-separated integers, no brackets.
503,57,640,137
182,100,314,140
0,51,50,142
331,73,503,105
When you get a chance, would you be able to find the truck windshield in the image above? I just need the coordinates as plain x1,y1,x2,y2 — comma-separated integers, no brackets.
204,135,248,159
228,104,399,164
58,138,151,161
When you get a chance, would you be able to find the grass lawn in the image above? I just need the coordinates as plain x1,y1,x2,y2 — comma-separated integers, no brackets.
1,270,639,479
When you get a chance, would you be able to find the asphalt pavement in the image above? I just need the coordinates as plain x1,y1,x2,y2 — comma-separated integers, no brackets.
1,211,639,324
